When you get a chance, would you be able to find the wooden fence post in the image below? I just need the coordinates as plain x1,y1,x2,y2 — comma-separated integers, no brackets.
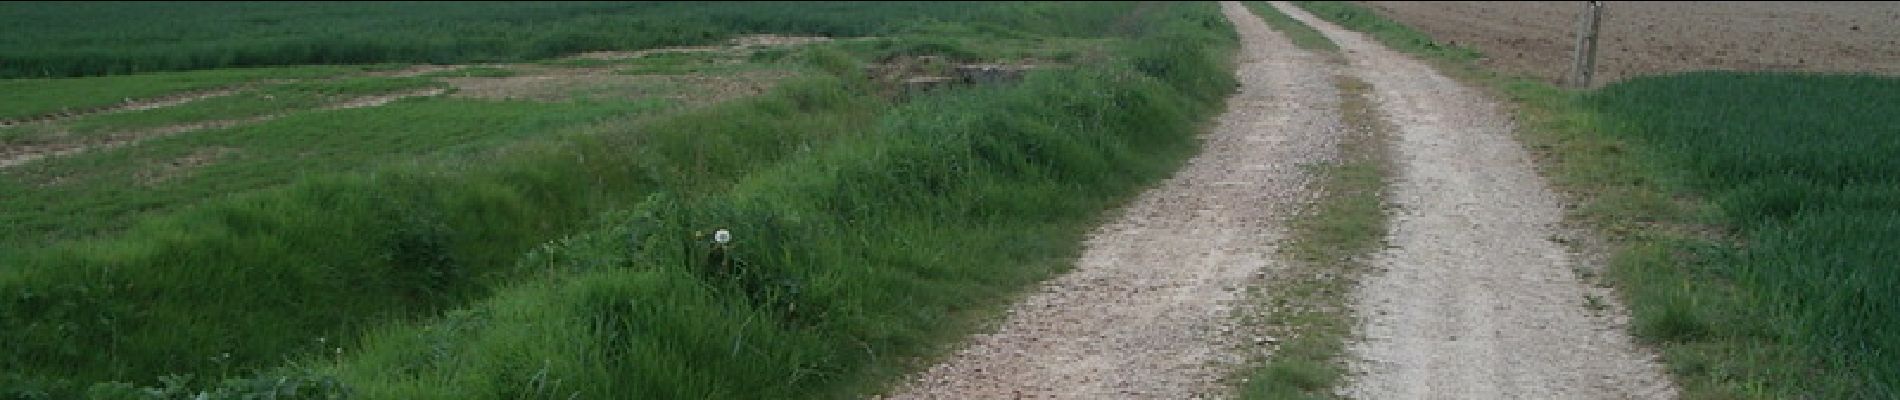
1569,1,1604,88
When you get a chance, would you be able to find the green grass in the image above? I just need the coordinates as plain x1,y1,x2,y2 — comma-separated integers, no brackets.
0,2,1230,398
417,66,517,79
1239,75,1391,400
6,76,445,142
1294,1,1900,397
0,2,1138,79
0,65,378,120
0,70,870,396
1585,72,1900,398
0,96,637,248
289,3,1234,399
1243,2,1338,52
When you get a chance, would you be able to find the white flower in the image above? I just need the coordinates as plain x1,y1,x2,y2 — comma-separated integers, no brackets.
713,229,732,244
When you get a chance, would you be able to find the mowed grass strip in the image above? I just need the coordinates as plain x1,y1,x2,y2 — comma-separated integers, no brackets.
0,65,382,121
1295,1,1900,397
5,76,446,144
1244,1,1338,52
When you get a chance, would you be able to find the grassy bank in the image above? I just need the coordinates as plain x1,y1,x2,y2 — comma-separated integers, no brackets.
1295,1,1899,397
0,70,876,396
1,1,1232,398
290,2,1235,399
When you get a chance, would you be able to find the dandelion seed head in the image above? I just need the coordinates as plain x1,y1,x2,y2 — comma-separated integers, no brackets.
714,229,731,244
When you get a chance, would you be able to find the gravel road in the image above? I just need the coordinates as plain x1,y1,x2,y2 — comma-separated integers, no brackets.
1270,2,1678,398
883,2,1343,398
886,2,1676,398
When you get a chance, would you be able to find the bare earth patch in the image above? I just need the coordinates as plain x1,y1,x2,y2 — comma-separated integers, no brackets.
1358,1,1900,85
439,67,793,107
1274,2,1679,398
883,2,1342,398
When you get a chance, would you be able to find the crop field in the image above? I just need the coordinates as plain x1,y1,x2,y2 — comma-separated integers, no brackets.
1586,73,1900,397
1357,1,1900,85
1,1,1239,398
1298,1,1900,397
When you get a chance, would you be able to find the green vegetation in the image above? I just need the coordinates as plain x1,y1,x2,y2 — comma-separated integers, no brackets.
617,51,760,76
1243,2,1338,52
1291,1,1478,63
6,77,445,143
309,3,1238,398
1241,75,1390,400
1228,4,1378,399
0,1,1242,398
417,66,517,79
0,65,376,120
0,72,857,396
1294,1,1900,397
0,1,1131,78
1586,73,1900,398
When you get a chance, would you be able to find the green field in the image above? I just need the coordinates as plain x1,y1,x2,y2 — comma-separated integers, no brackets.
1586,72,1900,398
1,1,1237,398
0,1,1124,78
1293,1,1900,397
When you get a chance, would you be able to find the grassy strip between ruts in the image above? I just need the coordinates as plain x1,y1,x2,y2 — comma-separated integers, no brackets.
300,3,1237,398
1237,73,1392,400
1295,1,1899,398
1243,2,1339,53
1229,3,1387,399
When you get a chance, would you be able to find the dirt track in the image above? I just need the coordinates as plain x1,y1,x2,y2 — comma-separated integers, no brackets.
1360,1,1900,85
889,2,1676,398
1279,2,1677,398
884,2,1343,397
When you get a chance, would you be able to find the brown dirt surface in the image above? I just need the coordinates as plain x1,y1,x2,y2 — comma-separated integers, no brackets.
1358,1,1900,85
